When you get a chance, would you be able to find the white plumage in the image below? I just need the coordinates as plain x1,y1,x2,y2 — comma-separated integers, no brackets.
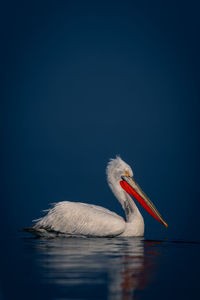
34,201,126,237
31,156,167,237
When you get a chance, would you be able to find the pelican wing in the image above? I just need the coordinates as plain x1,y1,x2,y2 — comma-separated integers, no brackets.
33,201,125,237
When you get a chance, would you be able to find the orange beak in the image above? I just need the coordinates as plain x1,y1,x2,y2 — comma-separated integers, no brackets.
120,176,168,228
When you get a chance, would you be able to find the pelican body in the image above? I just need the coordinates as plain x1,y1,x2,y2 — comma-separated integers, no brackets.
32,157,167,237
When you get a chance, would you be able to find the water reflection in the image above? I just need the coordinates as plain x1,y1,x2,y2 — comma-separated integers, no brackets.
29,237,160,299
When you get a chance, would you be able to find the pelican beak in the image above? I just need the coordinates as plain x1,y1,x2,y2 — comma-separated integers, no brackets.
120,176,168,228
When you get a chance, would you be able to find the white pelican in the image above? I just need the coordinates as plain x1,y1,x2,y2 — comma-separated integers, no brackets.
31,156,168,237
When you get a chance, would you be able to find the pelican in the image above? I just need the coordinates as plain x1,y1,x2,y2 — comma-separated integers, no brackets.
30,156,168,237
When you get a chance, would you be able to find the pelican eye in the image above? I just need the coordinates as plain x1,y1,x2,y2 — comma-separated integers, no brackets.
124,171,130,176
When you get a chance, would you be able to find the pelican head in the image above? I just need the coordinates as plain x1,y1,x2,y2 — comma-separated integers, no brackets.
106,156,168,228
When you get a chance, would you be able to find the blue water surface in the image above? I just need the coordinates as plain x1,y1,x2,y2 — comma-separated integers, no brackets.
1,233,199,299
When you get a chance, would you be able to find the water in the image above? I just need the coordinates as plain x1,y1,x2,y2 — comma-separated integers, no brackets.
1,234,199,299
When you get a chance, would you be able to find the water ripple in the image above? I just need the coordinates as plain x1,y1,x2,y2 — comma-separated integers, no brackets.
23,237,163,300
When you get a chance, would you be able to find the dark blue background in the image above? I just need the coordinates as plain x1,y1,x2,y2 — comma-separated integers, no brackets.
1,0,200,240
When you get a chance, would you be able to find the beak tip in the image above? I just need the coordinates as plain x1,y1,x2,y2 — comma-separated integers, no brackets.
163,222,168,228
